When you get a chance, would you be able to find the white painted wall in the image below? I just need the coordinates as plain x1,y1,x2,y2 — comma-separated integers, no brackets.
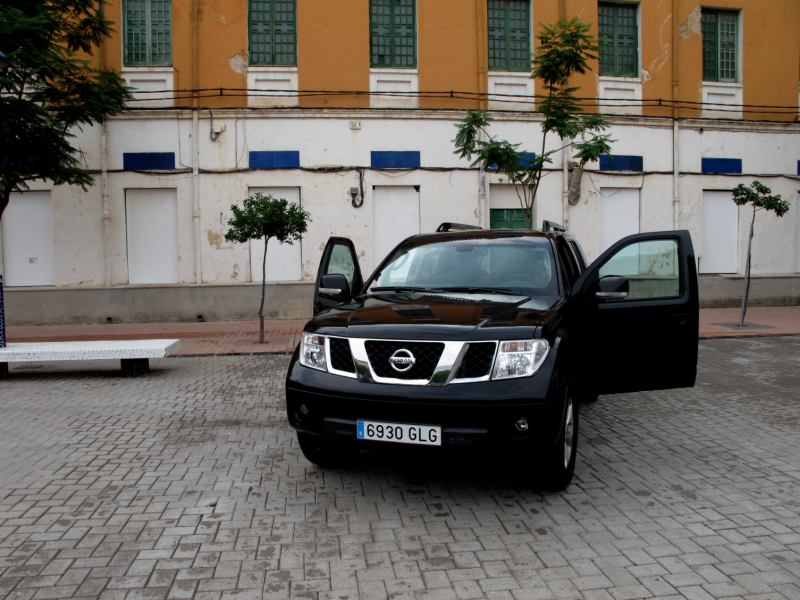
8,111,798,296
125,189,179,284
599,188,640,254
373,186,421,265
247,187,303,282
1,192,55,287
701,191,739,274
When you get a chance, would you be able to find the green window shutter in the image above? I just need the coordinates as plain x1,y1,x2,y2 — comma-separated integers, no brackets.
598,3,637,77
370,0,416,68
490,209,526,229
487,1,530,72
249,0,272,65
149,0,172,66
125,0,147,66
701,11,718,81
273,1,296,65
717,12,737,82
124,0,172,67
598,4,615,75
701,10,737,82
249,0,296,66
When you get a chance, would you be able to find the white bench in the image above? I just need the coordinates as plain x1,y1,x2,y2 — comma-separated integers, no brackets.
0,339,181,379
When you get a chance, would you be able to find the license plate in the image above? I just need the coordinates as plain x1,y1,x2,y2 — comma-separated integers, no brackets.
357,420,442,446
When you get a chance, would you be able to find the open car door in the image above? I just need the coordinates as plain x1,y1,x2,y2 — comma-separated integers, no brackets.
313,237,363,316
572,231,699,395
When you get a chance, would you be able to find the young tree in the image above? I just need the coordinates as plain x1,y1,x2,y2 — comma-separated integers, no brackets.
225,193,311,344
0,0,132,219
453,17,613,228
732,181,790,327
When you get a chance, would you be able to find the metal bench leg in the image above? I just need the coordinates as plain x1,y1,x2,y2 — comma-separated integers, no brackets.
121,358,149,378
0,363,7,380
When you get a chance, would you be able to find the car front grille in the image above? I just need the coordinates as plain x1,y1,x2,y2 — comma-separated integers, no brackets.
329,337,355,373
365,340,445,380
456,342,497,379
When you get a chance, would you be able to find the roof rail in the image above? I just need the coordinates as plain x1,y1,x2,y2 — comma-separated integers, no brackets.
541,220,566,233
436,222,483,233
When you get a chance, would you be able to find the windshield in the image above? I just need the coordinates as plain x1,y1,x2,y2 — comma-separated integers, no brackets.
368,237,559,298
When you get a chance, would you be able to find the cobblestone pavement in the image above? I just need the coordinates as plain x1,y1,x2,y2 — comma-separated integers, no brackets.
0,337,798,600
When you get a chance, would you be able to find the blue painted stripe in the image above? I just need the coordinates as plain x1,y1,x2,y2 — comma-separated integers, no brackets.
701,158,742,174
123,153,175,170
249,151,300,169
599,155,644,171
371,151,421,168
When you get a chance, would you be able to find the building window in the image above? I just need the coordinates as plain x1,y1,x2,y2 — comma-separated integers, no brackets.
488,1,530,72
598,3,638,77
702,10,737,82
249,0,297,66
370,0,416,68
124,0,172,66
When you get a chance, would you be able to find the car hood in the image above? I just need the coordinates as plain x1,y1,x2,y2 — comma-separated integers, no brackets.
306,292,563,341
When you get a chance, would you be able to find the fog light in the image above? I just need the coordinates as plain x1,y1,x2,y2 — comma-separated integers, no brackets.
300,404,309,415
514,418,529,432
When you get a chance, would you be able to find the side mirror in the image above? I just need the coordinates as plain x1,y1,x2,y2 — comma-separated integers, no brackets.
319,274,351,303
595,275,629,300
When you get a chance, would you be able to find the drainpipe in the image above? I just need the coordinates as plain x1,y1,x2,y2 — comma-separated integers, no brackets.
476,0,487,110
672,0,681,230
101,124,111,287
191,0,202,284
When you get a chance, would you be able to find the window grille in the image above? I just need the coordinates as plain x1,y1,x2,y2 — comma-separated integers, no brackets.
370,0,416,68
702,10,737,82
598,3,637,77
124,0,172,66
488,0,530,72
249,0,297,66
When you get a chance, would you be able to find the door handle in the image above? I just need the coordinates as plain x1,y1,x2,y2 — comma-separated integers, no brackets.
670,314,692,326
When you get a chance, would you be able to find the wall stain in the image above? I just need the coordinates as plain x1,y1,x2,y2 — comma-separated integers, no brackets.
207,231,223,249
229,53,247,74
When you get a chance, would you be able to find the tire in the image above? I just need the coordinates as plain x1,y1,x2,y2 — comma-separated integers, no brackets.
539,393,579,491
296,432,355,469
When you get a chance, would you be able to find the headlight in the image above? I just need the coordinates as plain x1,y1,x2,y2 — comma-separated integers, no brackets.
492,339,549,380
299,332,327,371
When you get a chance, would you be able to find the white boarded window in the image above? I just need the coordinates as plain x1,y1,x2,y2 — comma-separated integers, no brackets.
373,186,420,266
1,191,55,287
248,187,302,282
701,191,738,274
125,188,179,284
600,188,640,253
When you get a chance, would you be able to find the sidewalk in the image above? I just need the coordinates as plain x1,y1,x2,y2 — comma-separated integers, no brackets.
5,306,799,355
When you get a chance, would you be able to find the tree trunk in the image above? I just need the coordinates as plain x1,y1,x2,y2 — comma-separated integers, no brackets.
0,186,12,221
739,207,756,327
259,236,269,344
524,208,531,229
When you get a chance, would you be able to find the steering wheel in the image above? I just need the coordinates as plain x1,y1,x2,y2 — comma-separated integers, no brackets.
502,273,547,288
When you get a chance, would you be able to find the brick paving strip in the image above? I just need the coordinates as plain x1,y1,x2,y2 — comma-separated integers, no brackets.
6,307,800,354
0,337,797,600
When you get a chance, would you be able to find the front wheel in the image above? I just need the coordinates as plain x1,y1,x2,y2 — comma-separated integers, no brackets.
296,432,356,469
539,393,578,491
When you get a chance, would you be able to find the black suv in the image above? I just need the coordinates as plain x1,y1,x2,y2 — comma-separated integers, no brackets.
286,222,699,490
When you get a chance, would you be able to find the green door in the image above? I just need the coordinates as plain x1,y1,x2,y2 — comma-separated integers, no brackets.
490,209,527,229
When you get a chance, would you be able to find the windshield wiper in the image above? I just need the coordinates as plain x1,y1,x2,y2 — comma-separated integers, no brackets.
438,287,518,295
369,286,444,294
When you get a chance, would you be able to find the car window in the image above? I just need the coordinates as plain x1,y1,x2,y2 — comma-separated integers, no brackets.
568,240,587,271
598,239,680,299
556,238,580,288
326,243,356,288
370,238,559,297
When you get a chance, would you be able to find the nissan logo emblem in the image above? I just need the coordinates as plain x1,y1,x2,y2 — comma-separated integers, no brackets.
389,349,416,373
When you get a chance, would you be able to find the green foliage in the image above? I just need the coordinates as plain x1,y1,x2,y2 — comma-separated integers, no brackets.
452,17,614,227
732,181,790,217
0,0,132,217
225,193,311,246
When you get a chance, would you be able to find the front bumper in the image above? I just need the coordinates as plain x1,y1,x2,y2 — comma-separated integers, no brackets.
285,347,565,451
